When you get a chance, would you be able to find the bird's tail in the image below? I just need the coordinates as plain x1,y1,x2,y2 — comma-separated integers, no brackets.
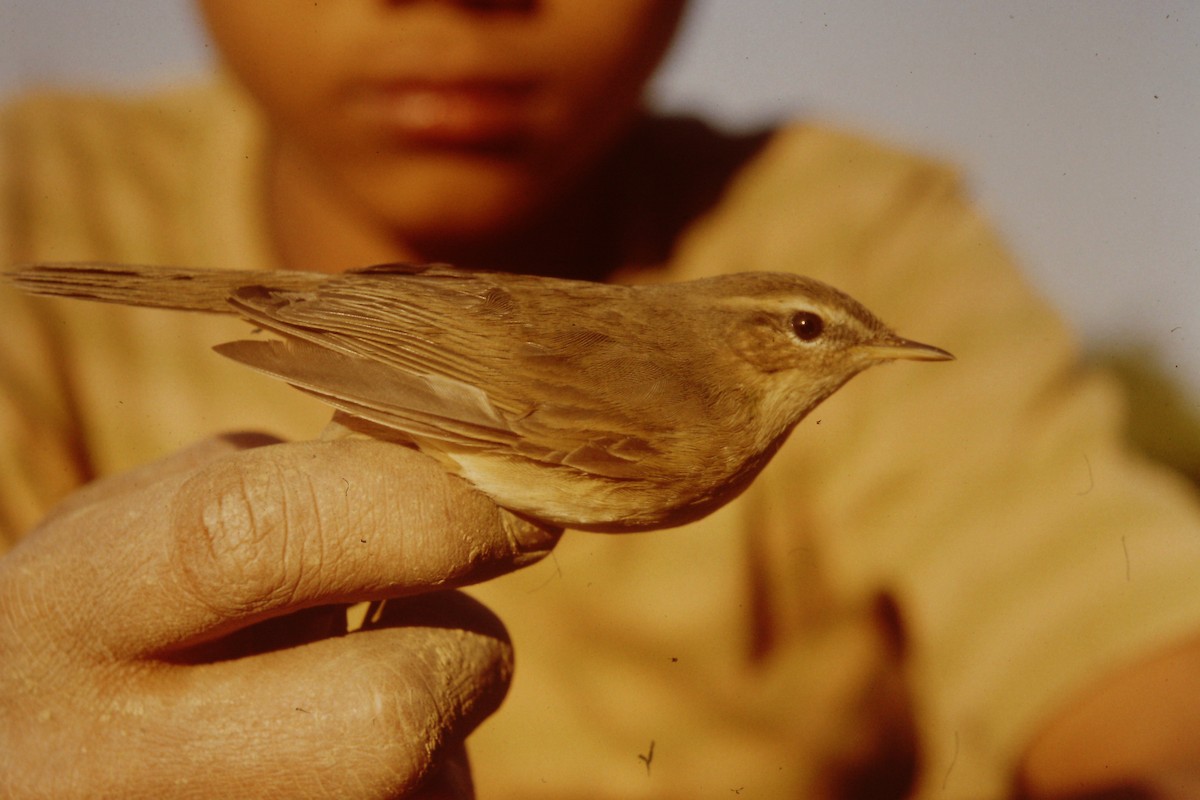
3,261,326,313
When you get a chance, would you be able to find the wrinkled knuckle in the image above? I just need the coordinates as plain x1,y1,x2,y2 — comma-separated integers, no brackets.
169,458,317,615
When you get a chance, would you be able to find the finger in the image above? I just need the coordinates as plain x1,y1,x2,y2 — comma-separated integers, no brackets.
16,592,507,800
410,740,474,800
4,437,559,659
37,431,281,526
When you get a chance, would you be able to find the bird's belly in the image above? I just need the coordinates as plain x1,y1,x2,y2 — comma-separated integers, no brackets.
450,452,685,533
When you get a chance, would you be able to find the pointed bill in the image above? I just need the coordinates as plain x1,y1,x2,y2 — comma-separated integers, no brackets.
861,335,955,363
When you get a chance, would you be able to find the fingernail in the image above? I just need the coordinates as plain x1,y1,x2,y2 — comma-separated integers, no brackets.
498,509,561,567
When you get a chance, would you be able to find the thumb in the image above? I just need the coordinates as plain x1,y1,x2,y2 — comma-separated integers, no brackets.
10,436,559,659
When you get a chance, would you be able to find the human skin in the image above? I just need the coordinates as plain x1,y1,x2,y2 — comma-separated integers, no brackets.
197,0,687,275
0,435,558,798
5,1,1200,796
1,3,682,796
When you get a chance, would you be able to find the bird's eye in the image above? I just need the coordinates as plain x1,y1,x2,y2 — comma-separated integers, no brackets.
790,311,825,342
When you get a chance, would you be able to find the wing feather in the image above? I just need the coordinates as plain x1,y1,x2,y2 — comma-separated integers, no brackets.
214,339,517,447
213,269,700,479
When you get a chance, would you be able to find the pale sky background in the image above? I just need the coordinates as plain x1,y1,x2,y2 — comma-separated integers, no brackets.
2,1,1197,398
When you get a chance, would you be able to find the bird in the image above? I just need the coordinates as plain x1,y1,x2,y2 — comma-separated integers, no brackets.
5,261,953,532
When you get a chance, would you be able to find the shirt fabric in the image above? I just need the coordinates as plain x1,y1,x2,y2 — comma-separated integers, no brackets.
3,81,1200,798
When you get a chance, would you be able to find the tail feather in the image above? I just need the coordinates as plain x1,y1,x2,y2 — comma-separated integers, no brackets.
3,261,325,313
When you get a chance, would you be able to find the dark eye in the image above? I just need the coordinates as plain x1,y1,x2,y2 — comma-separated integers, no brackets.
790,311,825,342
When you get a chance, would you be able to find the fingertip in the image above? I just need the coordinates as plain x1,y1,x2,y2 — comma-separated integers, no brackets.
81,594,511,798
148,437,557,652
499,508,562,565
364,592,515,733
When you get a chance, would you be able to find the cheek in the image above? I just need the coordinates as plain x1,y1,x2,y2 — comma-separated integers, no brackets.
731,322,797,374
198,1,349,130
532,2,685,145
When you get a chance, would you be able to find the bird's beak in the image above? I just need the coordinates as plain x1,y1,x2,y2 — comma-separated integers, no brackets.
862,335,955,363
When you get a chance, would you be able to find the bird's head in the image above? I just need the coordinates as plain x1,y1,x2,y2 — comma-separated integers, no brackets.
696,272,953,443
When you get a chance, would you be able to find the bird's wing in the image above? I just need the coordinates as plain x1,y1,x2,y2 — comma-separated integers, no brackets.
214,338,519,448
217,270,689,479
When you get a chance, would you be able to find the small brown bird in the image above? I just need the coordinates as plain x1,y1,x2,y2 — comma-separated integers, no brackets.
6,262,952,531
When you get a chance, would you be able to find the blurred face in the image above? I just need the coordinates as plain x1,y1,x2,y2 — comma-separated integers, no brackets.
199,0,686,245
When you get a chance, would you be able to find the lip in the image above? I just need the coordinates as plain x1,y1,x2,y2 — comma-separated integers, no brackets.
345,78,540,149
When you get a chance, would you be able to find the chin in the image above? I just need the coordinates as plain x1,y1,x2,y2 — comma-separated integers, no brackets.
349,157,556,244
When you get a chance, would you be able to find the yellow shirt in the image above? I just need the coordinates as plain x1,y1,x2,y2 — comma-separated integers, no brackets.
4,81,1200,798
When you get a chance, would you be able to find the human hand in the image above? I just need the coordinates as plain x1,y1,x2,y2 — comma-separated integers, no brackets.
0,434,559,798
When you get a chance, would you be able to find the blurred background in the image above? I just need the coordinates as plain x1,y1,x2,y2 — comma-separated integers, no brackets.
2,1,1198,472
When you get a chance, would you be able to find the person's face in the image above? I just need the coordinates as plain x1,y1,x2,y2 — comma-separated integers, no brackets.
198,0,687,244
